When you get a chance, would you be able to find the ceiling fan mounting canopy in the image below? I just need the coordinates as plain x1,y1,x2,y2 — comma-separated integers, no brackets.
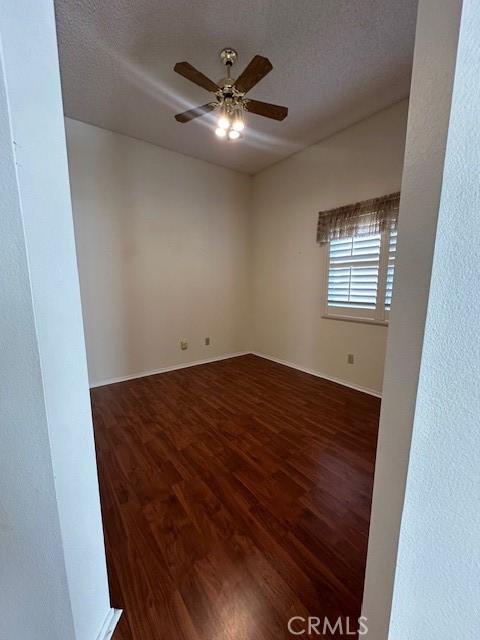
173,48,288,139
219,47,238,68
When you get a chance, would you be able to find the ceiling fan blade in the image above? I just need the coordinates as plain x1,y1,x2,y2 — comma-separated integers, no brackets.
174,62,220,93
245,99,288,121
235,55,273,94
175,103,216,123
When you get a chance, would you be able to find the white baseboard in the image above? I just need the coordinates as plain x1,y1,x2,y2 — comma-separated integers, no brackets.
90,352,250,388
90,350,381,398
96,608,122,640
252,351,382,398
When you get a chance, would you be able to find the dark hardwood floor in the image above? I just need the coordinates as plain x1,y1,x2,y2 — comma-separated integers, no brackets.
91,354,380,639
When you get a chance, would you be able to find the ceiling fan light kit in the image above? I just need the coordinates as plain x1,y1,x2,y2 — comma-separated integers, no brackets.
174,48,288,142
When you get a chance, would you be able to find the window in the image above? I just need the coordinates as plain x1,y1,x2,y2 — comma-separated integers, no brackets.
324,227,397,323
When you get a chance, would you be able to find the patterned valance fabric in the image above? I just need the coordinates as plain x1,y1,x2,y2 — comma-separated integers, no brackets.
316,192,400,245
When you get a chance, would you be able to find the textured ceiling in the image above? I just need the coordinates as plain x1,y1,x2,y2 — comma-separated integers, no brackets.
55,0,417,174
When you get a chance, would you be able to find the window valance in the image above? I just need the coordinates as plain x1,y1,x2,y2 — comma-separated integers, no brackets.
316,192,400,245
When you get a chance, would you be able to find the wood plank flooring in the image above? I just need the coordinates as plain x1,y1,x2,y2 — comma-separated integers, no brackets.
91,354,380,639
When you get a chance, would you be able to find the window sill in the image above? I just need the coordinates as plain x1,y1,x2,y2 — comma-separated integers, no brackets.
322,314,389,327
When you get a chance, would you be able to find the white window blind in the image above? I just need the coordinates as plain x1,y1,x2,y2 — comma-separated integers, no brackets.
385,229,397,310
326,228,397,322
328,233,381,309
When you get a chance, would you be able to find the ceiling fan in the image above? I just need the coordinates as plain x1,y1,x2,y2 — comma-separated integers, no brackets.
173,48,288,141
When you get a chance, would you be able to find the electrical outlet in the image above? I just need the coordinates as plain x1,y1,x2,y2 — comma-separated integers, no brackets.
180,339,188,351
205,337,210,346
347,354,354,364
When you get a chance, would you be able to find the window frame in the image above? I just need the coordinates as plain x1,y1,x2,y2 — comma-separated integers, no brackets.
322,228,395,326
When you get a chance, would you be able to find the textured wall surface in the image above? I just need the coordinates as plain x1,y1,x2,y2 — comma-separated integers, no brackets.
361,0,463,637
0,30,75,640
67,119,251,386
68,102,408,394
389,1,480,637
0,2,112,639
250,101,408,395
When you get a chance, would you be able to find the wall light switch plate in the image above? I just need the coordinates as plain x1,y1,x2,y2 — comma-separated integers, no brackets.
180,340,188,351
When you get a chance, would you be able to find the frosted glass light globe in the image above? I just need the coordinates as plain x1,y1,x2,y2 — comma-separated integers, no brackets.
232,118,245,132
217,115,230,130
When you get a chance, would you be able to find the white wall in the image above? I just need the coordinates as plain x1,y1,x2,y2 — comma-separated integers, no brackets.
0,1,114,639
66,119,251,386
68,103,408,393
0,34,74,640
250,101,408,395
361,0,463,637
388,0,480,636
